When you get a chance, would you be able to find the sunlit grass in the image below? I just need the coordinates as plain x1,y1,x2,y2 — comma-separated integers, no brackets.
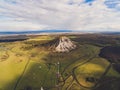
0,35,120,90
27,35,54,41
0,50,29,90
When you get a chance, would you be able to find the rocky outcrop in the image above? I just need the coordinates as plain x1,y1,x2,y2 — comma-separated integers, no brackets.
41,36,76,52
55,36,76,52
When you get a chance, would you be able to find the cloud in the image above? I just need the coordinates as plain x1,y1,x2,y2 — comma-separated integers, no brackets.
0,0,120,31
105,0,120,10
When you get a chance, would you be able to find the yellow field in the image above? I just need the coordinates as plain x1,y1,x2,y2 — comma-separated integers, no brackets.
0,35,120,90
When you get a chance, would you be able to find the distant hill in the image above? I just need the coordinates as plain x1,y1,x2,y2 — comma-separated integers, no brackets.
100,31,120,35
0,30,72,35
0,35,28,42
0,30,120,36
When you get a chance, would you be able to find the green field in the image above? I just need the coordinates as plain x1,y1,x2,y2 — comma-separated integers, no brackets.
0,35,120,90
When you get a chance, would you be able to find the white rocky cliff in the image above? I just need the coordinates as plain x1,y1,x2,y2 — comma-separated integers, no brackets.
55,36,76,52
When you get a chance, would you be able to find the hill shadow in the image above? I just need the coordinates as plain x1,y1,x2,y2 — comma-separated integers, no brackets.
99,46,120,73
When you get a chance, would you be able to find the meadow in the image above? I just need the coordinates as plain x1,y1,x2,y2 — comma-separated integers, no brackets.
0,34,120,90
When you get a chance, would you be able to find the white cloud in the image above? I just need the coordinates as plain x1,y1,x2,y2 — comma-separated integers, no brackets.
0,0,120,31
0,20,47,31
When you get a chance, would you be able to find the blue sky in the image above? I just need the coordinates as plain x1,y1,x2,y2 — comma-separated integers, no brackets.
0,0,120,32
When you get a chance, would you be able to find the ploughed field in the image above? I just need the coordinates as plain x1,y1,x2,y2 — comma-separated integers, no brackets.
0,34,120,90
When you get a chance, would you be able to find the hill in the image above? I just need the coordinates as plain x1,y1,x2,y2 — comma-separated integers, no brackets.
0,34,120,90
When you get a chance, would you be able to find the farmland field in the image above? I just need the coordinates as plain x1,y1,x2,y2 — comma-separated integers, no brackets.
0,34,120,90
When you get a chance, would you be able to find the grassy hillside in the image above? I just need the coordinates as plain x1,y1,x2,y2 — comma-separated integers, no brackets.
0,34,120,90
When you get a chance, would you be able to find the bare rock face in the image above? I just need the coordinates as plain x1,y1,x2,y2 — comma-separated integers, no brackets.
41,36,76,52
55,36,76,52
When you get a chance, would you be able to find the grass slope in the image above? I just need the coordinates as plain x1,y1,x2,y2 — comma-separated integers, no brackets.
0,35,120,90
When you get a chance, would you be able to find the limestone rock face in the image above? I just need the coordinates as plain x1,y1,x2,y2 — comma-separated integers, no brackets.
55,36,76,52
